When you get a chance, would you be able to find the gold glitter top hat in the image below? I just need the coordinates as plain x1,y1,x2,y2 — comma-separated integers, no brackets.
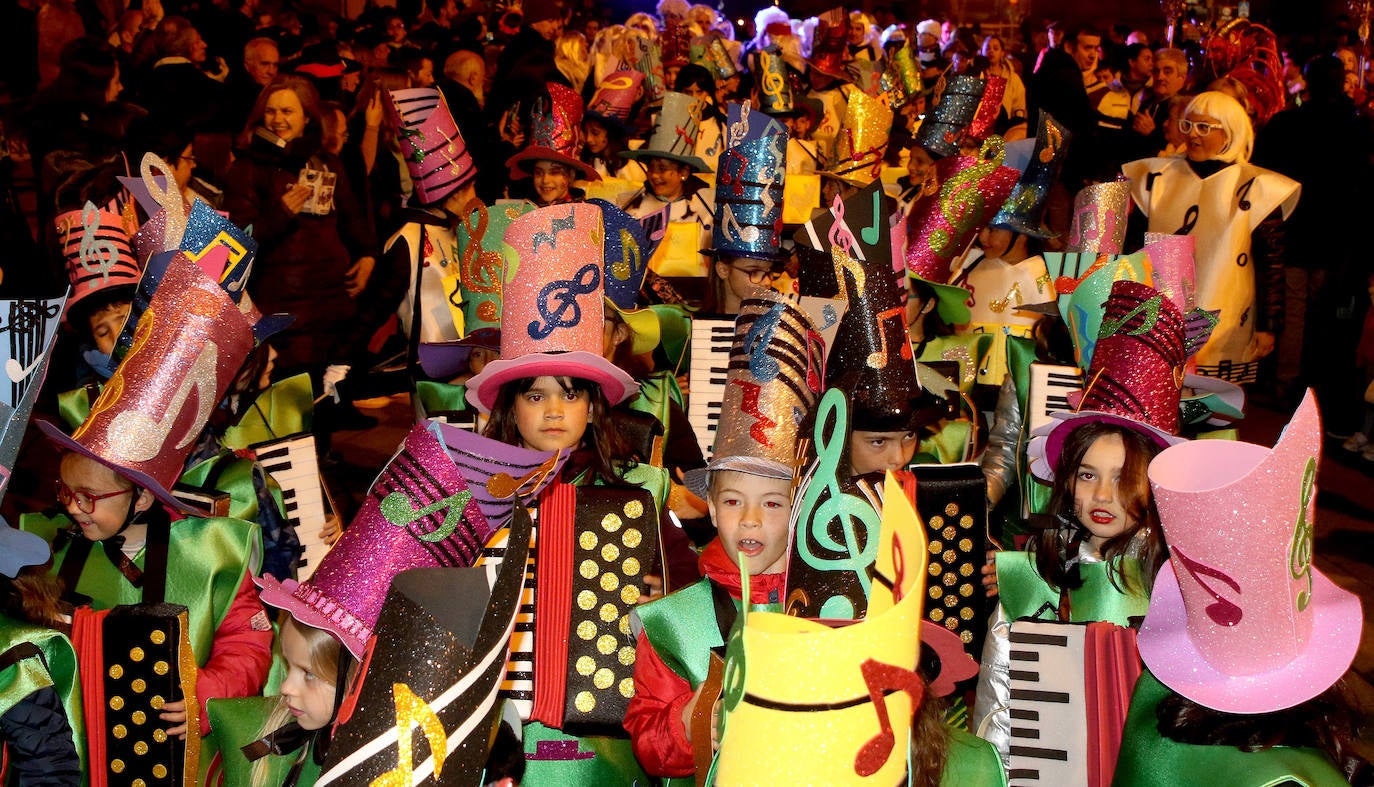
819,91,894,187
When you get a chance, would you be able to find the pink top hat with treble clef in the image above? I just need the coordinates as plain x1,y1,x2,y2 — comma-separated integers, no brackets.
465,203,638,414
54,199,140,319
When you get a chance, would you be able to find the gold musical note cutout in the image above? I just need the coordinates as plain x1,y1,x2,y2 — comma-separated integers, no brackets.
370,683,447,786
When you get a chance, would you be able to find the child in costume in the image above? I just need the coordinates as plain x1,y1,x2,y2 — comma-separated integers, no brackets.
974,279,1188,767
506,82,600,207
582,71,644,180
625,289,823,785
1117,392,1368,786
52,198,141,385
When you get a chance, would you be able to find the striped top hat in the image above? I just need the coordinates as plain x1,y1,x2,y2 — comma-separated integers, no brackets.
387,87,478,205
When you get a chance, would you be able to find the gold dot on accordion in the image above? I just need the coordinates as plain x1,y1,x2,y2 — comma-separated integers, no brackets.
600,603,619,623
577,656,596,676
960,583,973,598
602,513,622,532
109,696,125,711
943,549,956,564
928,586,941,599
943,526,956,540
622,528,642,549
152,765,168,779
620,584,641,605
131,678,147,693
928,540,942,554
577,590,597,610
946,618,959,631
594,668,615,689
153,729,167,743
961,607,975,620
622,556,642,578
943,572,956,586
618,615,631,635
131,710,146,725
960,514,974,529
601,543,621,562
133,741,149,756
959,563,974,577
945,503,959,517
579,559,599,579
109,664,124,680
930,608,944,622
153,661,169,676
928,563,941,576
113,724,127,739
111,759,125,774
579,531,599,551
944,594,957,608
150,630,166,645
132,780,146,787
597,634,617,655
129,647,144,662
959,538,973,552
600,572,620,592
623,499,644,519
928,515,944,529
961,630,974,644
620,677,636,698
619,646,636,666
575,691,596,712
577,621,597,640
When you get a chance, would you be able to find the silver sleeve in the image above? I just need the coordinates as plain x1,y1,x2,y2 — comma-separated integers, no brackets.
980,377,1022,512
972,601,1013,770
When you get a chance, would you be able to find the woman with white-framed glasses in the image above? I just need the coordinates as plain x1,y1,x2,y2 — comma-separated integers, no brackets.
1122,90,1300,386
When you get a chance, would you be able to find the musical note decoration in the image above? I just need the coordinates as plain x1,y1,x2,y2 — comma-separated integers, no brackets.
710,101,789,261
988,111,1071,239
1066,180,1131,254
905,136,1020,284
370,683,449,786
1289,456,1316,612
505,83,599,181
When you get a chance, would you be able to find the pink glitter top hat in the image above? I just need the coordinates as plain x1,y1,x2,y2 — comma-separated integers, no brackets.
1027,279,1193,483
904,136,1020,283
386,87,477,206
1065,180,1131,254
585,70,644,133
506,83,600,182
54,199,140,317
1141,391,1362,714
254,423,491,659
465,203,638,414
37,251,256,513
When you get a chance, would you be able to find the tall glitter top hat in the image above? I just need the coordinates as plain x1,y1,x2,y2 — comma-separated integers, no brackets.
815,183,944,431
880,44,923,109
752,46,796,116
465,202,638,413
710,102,789,261
620,91,712,173
820,90,894,187
965,76,1006,143
631,31,667,106
255,423,494,659
714,473,928,784
683,290,825,496
386,86,477,205
37,251,257,513
1027,279,1199,483
506,82,600,182
585,70,644,135
593,198,661,356
1141,391,1362,714
691,32,739,81
904,135,1021,284
915,74,987,158
806,7,852,80
660,16,693,67
54,199,140,319
0,296,66,501
1065,179,1131,254
989,111,1071,239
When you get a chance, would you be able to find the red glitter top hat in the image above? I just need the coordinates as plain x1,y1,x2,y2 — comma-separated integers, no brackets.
807,7,852,79
506,83,600,182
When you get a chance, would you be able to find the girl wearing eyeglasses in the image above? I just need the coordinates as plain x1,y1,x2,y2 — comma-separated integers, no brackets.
1122,90,1300,387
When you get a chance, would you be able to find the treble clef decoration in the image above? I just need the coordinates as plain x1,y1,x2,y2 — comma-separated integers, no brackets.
927,137,1006,258
459,199,502,294
1289,455,1317,611
527,263,600,340
794,389,882,619
742,301,785,382
140,152,186,252
76,202,118,286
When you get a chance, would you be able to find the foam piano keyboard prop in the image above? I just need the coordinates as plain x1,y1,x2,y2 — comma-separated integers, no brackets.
687,315,734,461
252,434,330,580
1026,362,1084,435
911,463,989,659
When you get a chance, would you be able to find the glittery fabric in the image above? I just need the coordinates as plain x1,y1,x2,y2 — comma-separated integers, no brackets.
990,111,1071,238
690,33,738,80
458,201,527,333
1066,180,1131,253
255,423,489,659
965,76,1006,142
1142,232,1197,313
0,296,65,496
712,103,788,259
632,34,666,105
386,87,476,204
1142,391,1363,714
904,136,1020,282
1076,280,1187,435
586,70,643,123
806,10,850,78
507,83,598,181
55,200,140,313
321,510,531,784
622,91,711,172
711,290,825,472
715,475,927,786
134,153,186,256
1056,250,1152,369
826,91,894,185
753,46,794,115
660,18,692,66
915,75,986,158
593,199,654,310
908,464,990,655
180,199,258,302
49,253,255,509
881,45,923,109
427,418,568,529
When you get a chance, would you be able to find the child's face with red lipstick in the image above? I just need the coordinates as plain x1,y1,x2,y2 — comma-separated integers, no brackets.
1071,433,1135,548
708,471,792,576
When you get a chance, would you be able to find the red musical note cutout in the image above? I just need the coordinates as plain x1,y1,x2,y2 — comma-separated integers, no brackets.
1172,546,1243,627
1053,253,1109,295
853,659,925,777
732,378,777,447
866,307,913,369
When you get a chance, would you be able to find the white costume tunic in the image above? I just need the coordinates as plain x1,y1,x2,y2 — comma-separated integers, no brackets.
385,213,462,343
956,251,1053,386
1123,157,1299,383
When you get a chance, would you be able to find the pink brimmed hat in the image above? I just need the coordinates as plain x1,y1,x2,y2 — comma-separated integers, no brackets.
386,87,477,205
465,203,637,413
1140,391,1361,714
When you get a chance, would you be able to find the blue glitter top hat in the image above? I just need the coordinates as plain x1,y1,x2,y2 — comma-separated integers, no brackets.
709,102,789,261
915,74,986,158
990,111,1072,239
